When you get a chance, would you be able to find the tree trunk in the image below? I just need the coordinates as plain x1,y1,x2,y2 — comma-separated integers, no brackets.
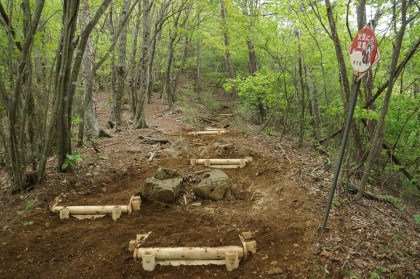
195,2,201,94
133,0,152,129
129,1,141,115
356,0,408,200
6,0,44,191
324,0,364,170
112,0,130,128
220,0,236,95
305,63,322,141
297,30,306,147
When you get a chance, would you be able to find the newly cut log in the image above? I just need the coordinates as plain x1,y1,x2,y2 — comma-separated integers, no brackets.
207,165,242,169
130,233,256,271
156,259,228,266
205,127,226,131
53,205,129,215
187,130,226,136
190,157,252,167
135,246,244,260
51,196,141,220
73,214,106,220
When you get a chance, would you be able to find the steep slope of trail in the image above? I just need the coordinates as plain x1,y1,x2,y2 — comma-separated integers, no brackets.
0,93,418,278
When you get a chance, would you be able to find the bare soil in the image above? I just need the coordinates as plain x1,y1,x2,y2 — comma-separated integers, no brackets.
0,92,418,278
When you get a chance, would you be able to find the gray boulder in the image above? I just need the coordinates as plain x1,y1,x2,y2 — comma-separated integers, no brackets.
193,170,231,201
162,137,192,157
141,167,182,202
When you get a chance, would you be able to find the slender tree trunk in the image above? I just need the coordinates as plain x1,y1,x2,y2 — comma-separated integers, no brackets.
7,0,44,191
356,0,408,200
195,2,201,94
297,30,306,147
305,63,322,141
129,1,141,114
324,0,364,168
112,0,130,128
173,35,190,98
220,0,236,95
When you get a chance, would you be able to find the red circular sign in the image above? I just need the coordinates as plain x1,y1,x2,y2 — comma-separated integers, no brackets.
348,27,379,73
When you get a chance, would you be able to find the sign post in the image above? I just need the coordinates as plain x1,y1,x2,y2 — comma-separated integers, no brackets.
321,21,380,232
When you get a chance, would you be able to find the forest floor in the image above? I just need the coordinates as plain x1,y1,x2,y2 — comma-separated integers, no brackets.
0,91,419,279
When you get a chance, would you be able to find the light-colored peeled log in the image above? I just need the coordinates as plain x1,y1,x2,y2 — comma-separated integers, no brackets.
142,251,156,271
225,251,239,271
205,127,226,131
72,214,105,220
190,157,252,166
208,165,243,169
187,130,226,136
136,246,244,261
53,205,129,215
157,259,228,266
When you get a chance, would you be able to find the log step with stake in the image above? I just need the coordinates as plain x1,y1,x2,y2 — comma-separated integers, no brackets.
51,196,141,221
129,232,256,271
190,157,252,169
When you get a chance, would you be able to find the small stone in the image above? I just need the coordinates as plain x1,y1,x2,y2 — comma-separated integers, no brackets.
270,261,278,265
320,250,332,258
293,243,299,247
268,267,283,275
191,202,202,206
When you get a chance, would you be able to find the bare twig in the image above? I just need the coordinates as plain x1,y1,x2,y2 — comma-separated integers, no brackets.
277,143,291,164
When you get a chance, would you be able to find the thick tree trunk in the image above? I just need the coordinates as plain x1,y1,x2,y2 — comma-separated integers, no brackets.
133,0,152,129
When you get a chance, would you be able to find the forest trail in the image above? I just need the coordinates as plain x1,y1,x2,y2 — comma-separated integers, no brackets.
0,92,418,278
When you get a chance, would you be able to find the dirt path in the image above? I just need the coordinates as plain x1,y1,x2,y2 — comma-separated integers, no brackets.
0,93,418,278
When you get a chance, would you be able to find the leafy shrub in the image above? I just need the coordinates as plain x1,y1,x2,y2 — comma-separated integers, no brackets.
62,152,82,171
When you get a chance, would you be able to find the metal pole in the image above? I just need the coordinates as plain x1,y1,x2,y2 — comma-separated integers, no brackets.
321,79,361,231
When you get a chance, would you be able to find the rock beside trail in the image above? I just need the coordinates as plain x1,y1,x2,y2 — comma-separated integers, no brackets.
162,137,192,157
193,170,231,201
141,167,182,202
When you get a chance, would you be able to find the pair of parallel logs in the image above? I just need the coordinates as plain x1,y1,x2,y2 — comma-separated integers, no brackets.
187,127,227,136
129,232,256,271
190,157,253,169
51,196,141,221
